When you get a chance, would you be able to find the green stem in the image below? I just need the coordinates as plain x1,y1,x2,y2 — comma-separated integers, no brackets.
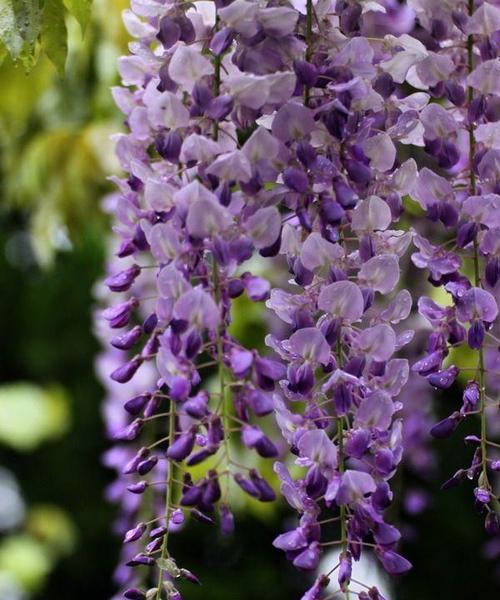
212,257,231,501
213,15,221,140
304,0,313,106
336,333,349,600
156,402,176,599
466,1,489,489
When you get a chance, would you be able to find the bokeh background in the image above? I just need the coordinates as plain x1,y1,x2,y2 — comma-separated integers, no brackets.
0,1,498,598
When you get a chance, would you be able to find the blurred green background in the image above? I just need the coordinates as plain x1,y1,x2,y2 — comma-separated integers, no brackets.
0,2,498,598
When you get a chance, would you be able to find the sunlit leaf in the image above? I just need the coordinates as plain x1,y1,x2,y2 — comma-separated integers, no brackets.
0,383,70,451
0,534,52,591
27,505,77,556
0,0,43,70
41,0,67,75
63,0,92,34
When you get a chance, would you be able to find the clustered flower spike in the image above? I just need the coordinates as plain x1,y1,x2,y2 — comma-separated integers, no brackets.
404,0,500,541
99,0,500,598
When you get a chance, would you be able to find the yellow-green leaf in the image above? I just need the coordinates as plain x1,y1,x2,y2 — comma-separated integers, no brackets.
41,0,67,75
0,0,42,68
62,0,92,34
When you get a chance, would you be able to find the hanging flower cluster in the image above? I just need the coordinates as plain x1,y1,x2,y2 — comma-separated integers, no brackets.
405,0,500,538
98,0,500,599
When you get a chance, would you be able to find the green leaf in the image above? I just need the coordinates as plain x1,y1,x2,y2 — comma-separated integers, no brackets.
41,0,67,75
0,0,42,69
62,0,92,34
0,382,70,451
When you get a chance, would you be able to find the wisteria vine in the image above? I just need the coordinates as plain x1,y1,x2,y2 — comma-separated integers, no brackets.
95,1,500,599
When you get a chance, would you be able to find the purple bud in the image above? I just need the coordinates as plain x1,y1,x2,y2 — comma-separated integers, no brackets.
378,550,412,575
468,96,487,123
491,461,500,472
210,27,233,56
485,257,500,288
150,526,168,540
234,473,260,498
427,365,459,389
297,141,317,169
334,180,357,209
474,487,491,504
373,73,396,99
294,60,318,87
305,465,327,499
157,16,181,48
111,325,142,350
334,383,353,416
111,358,142,383
293,542,321,571
249,469,276,502
169,376,190,402
430,413,461,439
156,131,182,163
103,298,137,328
174,14,195,44
167,429,196,461
192,81,213,111
345,429,370,460
180,482,203,506
254,357,285,391
340,4,362,34
345,159,371,186
127,481,148,494
206,95,234,120
124,522,146,544
463,381,480,410
137,456,158,475
288,363,314,395
247,388,273,416
338,552,352,591
143,312,158,334
124,393,151,416
185,331,202,359
184,391,209,419
468,320,485,349
105,264,140,292
438,200,459,225
228,278,245,298
444,81,465,107
146,538,163,554
114,418,143,441
283,167,309,193
126,554,155,567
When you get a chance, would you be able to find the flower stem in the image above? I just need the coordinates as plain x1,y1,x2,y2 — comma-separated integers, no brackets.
466,2,489,490
304,0,313,106
212,256,231,501
213,13,221,140
156,401,176,599
336,332,350,600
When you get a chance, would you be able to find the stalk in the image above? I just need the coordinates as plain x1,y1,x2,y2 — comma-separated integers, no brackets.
467,0,489,488
304,0,313,106
156,402,176,599
212,257,231,501
336,332,349,600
